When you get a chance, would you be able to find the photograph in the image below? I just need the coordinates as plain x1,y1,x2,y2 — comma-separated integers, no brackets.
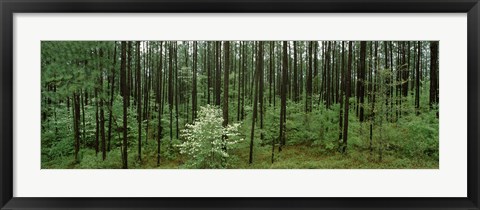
41,40,439,169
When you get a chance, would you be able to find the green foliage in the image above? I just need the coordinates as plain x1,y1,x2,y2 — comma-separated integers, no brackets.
77,149,122,169
41,104,74,161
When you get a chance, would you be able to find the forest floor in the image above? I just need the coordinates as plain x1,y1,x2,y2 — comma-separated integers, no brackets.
42,140,438,169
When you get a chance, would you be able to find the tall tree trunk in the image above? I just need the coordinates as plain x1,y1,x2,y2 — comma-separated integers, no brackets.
192,41,198,121
175,42,180,140
314,42,319,98
259,42,265,142
415,41,421,115
237,42,243,121
157,41,164,166
207,42,211,105
403,42,410,97
249,42,261,164
338,41,345,144
223,41,230,165
293,41,298,102
241,42,246,120
306,41,313,112
107,42,117,152
250,42,256,107
95,83,99,155
274,42,278,107
120,41,128,169
136,41,142,161
326,41,332,108
384,41,391,122
73,92,81,162
358,41,366,122
279,41,288,151
144,42,151,143
269,41,274,106
429,41,439,109
342,41,353,153
389,42,394,122
127,42,132,108
99,49,107,160
335,42,340,104
370,41,378,153
271,41,275,163
81,90,86,148
168,42,174,142
215,41,221,106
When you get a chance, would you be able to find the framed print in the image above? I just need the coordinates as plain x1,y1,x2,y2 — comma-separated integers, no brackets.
1,0,479,209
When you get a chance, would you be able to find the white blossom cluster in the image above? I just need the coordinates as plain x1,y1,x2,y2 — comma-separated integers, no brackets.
177,105,243,168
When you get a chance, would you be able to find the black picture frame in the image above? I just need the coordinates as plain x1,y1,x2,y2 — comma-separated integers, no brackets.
1,0,479,209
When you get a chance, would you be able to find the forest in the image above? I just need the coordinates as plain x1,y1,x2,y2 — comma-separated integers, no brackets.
41,41,439,169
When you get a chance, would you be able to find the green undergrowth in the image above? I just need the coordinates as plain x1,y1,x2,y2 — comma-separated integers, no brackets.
42,98,438,169
42,141,438,169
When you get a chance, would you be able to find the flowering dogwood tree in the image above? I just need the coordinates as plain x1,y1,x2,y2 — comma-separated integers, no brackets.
178,105,243,168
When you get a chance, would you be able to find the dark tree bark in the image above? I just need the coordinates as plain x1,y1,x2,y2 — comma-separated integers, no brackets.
250,42,256,107
395,42,402,120
429,41,439,108
241,42,246,120
73,92,81,162
222,41,230,165
358,41,367,122
163,45,168,115
258,42,265,142
274,42,278,107
403,42,410,97
237,42,243,121
389,42,394,122
136,41,142,161
144,42,151,143
99,49,107,160
299,42,303,98
326,41,332,108
81,90,85,148
370,41,378,152
120,41,128,169
270,43,275,163
335,42,340,104
415,41,421,115
192,41,198,121
95,80,99,155
293,41,299,102
215,41,222,106
342,41,353,154
269,41,274,106
127,42,132,108
321,41,327,103
249,42,261,164
120,43,126,97
168,42,174,142
338,41,345,144
107,42,117,152
384,42,391,121
223,41,230,125
157,41,164,166
207,42,211,105
279,41,288,151
306,41,313,112
314,41,319,97
174,42,180,140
